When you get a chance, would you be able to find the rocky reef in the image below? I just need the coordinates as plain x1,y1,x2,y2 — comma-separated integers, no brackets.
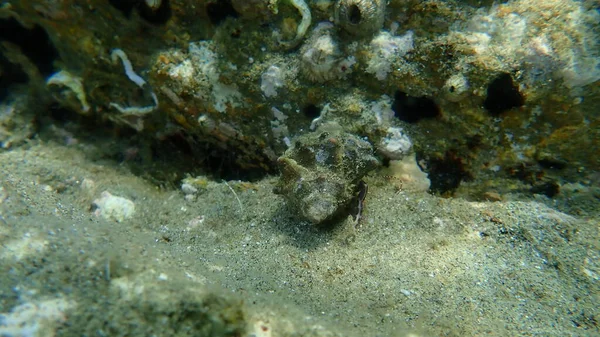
1,0,599,199
0,1,599,336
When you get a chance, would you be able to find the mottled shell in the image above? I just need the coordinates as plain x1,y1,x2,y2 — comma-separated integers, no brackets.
334,0,386,37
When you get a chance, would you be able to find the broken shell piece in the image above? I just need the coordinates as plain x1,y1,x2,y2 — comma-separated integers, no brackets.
46,70,90,114
278,0,312,48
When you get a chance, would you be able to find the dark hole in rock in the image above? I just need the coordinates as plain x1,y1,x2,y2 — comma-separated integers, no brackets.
318,132,329,141
483,73,524,115
40,104,272,183
531,181,560,198
206,0,239,25
381,157,391,167
0,53,28,101
295,147,316,168
303,104,321,120
138,0,172,25
424,151,472,195
506,163,542,184
185,141,273,181
231,28,242,38
109,0,171,24
152,135,276,181
0,17,59,77
38,103,121,141
119,130,276,183
537,158,567,170
392,90,440,123
108,0,136,17
466,134,484,150
46,103,77,124
349,5,362,24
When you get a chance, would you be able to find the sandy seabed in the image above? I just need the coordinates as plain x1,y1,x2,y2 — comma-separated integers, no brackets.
0,139,598,337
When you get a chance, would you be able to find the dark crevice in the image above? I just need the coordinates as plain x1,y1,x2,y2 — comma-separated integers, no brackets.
0,17,59,77
348,5,362,24
108,0,172,25
138,0,172,25
506,162,561,198
206,0,239,25
0,53,29,101
537,158,567,170
303,104,321,120
136,132,274,182
423,151,472,195
392,91,441,123
46,103,78,124
108,0,136,17
506,163,542,185
35,103,112,138
466,134,484,150
39,105,272,184
531,181,560,198
483,73,525,115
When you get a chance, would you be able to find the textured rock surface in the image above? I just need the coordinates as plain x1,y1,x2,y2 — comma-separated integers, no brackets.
1,0,598,195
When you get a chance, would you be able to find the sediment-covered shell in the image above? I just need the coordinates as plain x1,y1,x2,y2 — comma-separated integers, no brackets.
334,0,386,37
274,125,379,225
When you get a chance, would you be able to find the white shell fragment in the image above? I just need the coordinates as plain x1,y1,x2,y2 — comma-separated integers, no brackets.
46,70,91,114
378,127,413,160
92,191,136,222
